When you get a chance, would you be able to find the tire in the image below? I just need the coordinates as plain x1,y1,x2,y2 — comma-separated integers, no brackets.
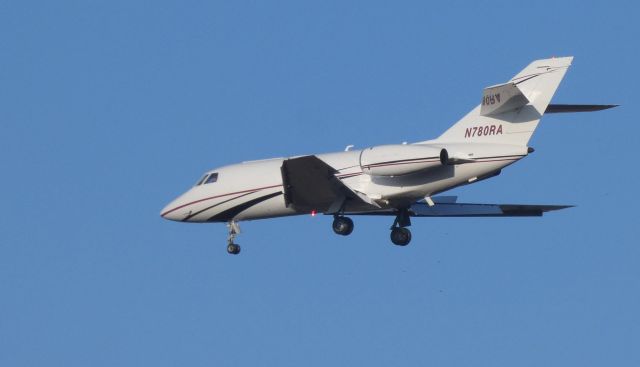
390,227,411,246
332,216,354,236
227,243,241,254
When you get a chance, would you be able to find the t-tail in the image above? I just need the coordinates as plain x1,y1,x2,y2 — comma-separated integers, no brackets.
432,56,574,146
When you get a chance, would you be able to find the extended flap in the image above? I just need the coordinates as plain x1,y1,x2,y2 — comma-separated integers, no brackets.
480,82,529,116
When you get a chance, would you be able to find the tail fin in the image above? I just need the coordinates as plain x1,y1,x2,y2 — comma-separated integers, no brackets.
433,57,573,146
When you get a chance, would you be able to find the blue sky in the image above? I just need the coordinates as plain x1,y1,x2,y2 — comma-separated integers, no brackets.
1,1,638,366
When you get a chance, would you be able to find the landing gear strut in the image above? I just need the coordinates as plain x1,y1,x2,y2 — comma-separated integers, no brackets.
332,215,354,236
390,209,412,246
226,220,241,255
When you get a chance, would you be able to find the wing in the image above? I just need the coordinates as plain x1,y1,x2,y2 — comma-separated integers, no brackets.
281,155,379,213
408,202,572,217
346,198,572,217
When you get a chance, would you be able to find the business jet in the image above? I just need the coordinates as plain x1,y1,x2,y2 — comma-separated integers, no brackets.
161,57,615,254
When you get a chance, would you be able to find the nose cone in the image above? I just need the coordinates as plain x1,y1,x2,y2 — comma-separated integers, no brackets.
160,198,184,221
161,187,202,222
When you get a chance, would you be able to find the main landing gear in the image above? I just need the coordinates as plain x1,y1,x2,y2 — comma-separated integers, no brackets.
390,227,411,246
332,215,354,236
331,209,412,246
226,220,241,255
390,208,412,246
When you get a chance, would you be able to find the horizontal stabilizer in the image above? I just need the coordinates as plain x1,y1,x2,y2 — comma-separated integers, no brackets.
545,104,618,113
480,82,530,116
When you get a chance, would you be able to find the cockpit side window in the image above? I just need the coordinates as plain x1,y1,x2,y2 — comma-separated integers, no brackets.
205,172,218,184
195,174,208,186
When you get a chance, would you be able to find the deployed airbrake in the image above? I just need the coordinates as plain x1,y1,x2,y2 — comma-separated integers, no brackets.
161,57,616,255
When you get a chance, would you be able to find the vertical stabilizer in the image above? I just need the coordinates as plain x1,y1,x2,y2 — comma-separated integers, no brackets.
432,57,573,146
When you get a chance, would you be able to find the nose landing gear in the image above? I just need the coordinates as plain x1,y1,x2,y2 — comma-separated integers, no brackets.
226,220,241,255
227,243,241,255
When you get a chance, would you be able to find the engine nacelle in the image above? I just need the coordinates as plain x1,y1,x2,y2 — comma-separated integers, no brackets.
438,143,530,165
360,144,443,176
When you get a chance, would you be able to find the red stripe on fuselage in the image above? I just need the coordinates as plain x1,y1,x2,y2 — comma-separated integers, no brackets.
161,184,283,217
161,173,362,218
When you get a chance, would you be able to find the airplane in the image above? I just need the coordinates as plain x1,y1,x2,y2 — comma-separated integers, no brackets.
161,56,616,255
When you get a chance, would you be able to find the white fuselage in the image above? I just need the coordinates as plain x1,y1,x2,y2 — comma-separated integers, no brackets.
160,143,528,223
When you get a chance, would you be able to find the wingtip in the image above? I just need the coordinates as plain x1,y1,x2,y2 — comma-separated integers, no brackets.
550,205,575,211
601,104,620,110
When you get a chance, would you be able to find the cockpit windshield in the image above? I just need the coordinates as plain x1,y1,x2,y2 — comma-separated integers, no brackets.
195,172,219,186
205,173,218,184
195,174,208,186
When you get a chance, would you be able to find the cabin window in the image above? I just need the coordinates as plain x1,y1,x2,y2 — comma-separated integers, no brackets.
204,172,219,184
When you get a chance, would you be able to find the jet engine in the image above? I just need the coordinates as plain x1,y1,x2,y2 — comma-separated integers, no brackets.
360,144,443,176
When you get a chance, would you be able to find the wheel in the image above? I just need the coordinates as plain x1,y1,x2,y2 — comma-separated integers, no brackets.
227,243,241,255
332,216,354,236
390,227,411,246
227,243,240,255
